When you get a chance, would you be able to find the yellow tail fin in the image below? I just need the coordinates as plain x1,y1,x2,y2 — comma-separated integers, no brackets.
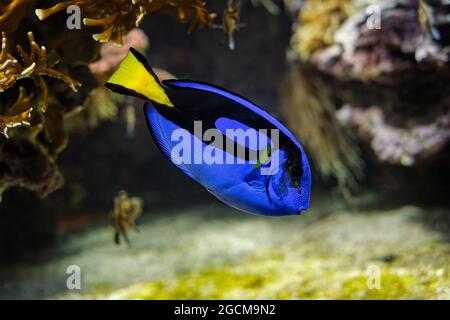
105,48,174,107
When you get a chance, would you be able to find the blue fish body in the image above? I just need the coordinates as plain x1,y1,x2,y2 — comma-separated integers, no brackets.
144,80,311,216
105,48,311,217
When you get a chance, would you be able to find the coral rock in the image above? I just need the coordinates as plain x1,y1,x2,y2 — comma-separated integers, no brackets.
0,137,64,198
285,0,450,182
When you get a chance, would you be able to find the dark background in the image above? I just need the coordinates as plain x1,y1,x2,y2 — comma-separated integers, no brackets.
0,3,295,261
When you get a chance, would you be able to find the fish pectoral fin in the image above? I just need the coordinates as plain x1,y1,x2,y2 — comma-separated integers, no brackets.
254,144,271,170
245,174,273,203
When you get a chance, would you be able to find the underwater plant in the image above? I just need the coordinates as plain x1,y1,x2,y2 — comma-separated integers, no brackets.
35,0,217,45
0,31,80,136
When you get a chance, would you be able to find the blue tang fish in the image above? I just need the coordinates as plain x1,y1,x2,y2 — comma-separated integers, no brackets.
105,48,311,216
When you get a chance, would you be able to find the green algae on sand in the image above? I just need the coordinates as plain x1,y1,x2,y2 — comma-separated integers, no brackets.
104,205,450,300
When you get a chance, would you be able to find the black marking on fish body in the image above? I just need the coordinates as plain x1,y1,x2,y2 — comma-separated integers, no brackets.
104,82,148,101
151,80,306,188
164,85,301,162
129,47,163,86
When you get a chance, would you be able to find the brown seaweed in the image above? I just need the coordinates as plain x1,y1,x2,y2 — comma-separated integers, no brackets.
35,0,217,45
0,0,36,34
0,31,81,136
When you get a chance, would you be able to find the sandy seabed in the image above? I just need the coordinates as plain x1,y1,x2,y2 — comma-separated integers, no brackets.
0,197,449,300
